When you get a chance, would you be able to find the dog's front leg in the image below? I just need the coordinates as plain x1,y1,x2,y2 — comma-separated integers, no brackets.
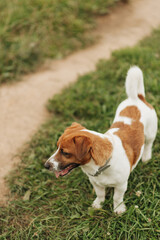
113,182,128,214
90,180,105,209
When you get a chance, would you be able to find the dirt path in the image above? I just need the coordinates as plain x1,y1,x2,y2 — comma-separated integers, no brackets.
1,0,160,204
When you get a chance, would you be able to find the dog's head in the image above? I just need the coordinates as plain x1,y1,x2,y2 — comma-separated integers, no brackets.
44,122,112,178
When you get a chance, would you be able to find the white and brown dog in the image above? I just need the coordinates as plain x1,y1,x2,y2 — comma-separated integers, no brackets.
45,66,157,214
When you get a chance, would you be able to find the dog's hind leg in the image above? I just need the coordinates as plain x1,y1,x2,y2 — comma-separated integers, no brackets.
142,138,155,162
142,111,157,163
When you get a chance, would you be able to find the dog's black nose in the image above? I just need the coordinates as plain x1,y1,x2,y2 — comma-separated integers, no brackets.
44,162,51,170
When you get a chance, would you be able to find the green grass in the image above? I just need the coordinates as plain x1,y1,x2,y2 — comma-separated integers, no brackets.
0,0,124,85
0,28,160,239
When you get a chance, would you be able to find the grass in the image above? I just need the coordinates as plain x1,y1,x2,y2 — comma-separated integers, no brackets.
0,28,160,239
0,0,124,85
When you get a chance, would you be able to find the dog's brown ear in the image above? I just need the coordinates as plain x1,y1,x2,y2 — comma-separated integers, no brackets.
57,122,85,147
90,137,112,166
65,122,85,134
74,136,91,160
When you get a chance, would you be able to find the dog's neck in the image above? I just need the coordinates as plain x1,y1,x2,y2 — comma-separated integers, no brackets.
81,156,111,177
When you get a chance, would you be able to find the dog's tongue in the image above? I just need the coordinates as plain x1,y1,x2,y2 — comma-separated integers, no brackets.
55,171,60,178
55,165,73,178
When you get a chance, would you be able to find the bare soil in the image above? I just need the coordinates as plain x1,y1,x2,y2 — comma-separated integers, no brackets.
1,0,160,204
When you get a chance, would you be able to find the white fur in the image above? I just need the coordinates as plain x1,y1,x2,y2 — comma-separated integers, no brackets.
125,66,145,99
48,147,60,170
81,129,106,138
113,116,132,125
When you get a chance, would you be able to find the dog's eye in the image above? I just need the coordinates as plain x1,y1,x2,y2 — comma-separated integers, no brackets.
60,149,71,158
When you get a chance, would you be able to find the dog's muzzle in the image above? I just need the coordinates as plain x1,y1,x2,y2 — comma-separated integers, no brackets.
44,161,54,171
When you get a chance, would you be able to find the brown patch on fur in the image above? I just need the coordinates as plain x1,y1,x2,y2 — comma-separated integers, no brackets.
138,94,153,109
110,120,144,167
120,106,141,120
56,122,113,167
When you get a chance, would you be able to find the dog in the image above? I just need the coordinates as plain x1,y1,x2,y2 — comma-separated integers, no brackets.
45,66,157,214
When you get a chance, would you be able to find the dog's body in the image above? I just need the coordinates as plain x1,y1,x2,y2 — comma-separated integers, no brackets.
45,66,157,214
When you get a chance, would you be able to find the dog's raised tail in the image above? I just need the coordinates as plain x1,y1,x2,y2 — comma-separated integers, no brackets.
125,66,145,99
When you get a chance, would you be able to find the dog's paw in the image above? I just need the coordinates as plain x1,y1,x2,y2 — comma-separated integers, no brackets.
92,201,101,209
92,198,103,209
142,150,151,163
142,156,151,163
114,203,126,214
142,158,150,163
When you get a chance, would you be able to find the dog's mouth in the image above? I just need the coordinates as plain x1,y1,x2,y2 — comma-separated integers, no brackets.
55,163,80,178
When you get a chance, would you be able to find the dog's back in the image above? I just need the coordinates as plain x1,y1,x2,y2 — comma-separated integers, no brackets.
112,66,157,166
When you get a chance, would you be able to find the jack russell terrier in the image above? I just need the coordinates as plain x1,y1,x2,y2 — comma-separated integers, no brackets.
45,66,157,214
